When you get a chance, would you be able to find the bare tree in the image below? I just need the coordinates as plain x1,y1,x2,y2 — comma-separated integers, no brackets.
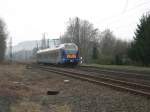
99,29,116,56
0,19,7,62
61,17,99,63
61,18,129,64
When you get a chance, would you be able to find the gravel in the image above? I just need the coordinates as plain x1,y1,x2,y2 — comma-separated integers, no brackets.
0,64,150,112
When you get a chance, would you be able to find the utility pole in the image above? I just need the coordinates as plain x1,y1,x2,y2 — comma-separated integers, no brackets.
47,39,50,48
43,33,46,49
36,41,39,50
59,35,62,44
9,37,13,62
41,32,47,49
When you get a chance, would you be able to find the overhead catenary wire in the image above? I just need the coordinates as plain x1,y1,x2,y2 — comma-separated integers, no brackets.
98,1,150,40
99,0,150,27
122,0,128,14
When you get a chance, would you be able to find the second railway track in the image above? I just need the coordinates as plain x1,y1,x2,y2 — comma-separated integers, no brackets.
78,66,150,81
31,64,150,98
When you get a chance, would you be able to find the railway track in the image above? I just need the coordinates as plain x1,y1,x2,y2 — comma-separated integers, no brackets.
79,65,150,77
77,66,150,85
31,64,150,98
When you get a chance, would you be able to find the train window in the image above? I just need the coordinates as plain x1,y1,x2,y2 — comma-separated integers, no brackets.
65,44,78,50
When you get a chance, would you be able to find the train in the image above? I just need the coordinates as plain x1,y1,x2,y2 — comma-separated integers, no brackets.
36,43,80,65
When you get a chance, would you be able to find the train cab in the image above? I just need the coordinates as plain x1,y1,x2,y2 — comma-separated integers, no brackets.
61,43,80,65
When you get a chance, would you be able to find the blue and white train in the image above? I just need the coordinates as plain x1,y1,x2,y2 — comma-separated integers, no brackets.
36,43,80,65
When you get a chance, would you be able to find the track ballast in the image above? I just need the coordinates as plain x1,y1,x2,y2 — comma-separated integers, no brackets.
31,64,150,98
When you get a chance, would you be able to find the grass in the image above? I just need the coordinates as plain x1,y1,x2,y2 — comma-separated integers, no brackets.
55,104,71,112
10,101,42,112
81,63,150,73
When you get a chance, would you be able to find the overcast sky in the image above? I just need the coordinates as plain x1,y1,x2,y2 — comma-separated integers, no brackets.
0,0,150,45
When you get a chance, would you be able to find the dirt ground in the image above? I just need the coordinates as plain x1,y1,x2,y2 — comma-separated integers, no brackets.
0,63,150,112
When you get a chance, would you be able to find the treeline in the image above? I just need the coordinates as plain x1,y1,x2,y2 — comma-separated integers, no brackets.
61,14,150,66
0,18,7,62
1,13,150,66
60,17,130,65
128,13,150,66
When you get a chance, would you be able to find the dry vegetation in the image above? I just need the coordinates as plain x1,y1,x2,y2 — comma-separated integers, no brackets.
0,63,150,112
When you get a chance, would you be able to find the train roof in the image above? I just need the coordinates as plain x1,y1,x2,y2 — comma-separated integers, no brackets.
37,43,77,54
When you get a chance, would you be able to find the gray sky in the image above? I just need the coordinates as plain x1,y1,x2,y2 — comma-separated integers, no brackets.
0,0,150,45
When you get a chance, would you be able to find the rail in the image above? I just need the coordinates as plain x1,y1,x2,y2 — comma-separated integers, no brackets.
31,64,150,98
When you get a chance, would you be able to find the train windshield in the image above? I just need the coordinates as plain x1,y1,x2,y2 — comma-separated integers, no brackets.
65,44,78,50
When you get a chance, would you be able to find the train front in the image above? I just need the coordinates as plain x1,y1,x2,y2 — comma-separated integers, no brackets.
61,43,80,65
